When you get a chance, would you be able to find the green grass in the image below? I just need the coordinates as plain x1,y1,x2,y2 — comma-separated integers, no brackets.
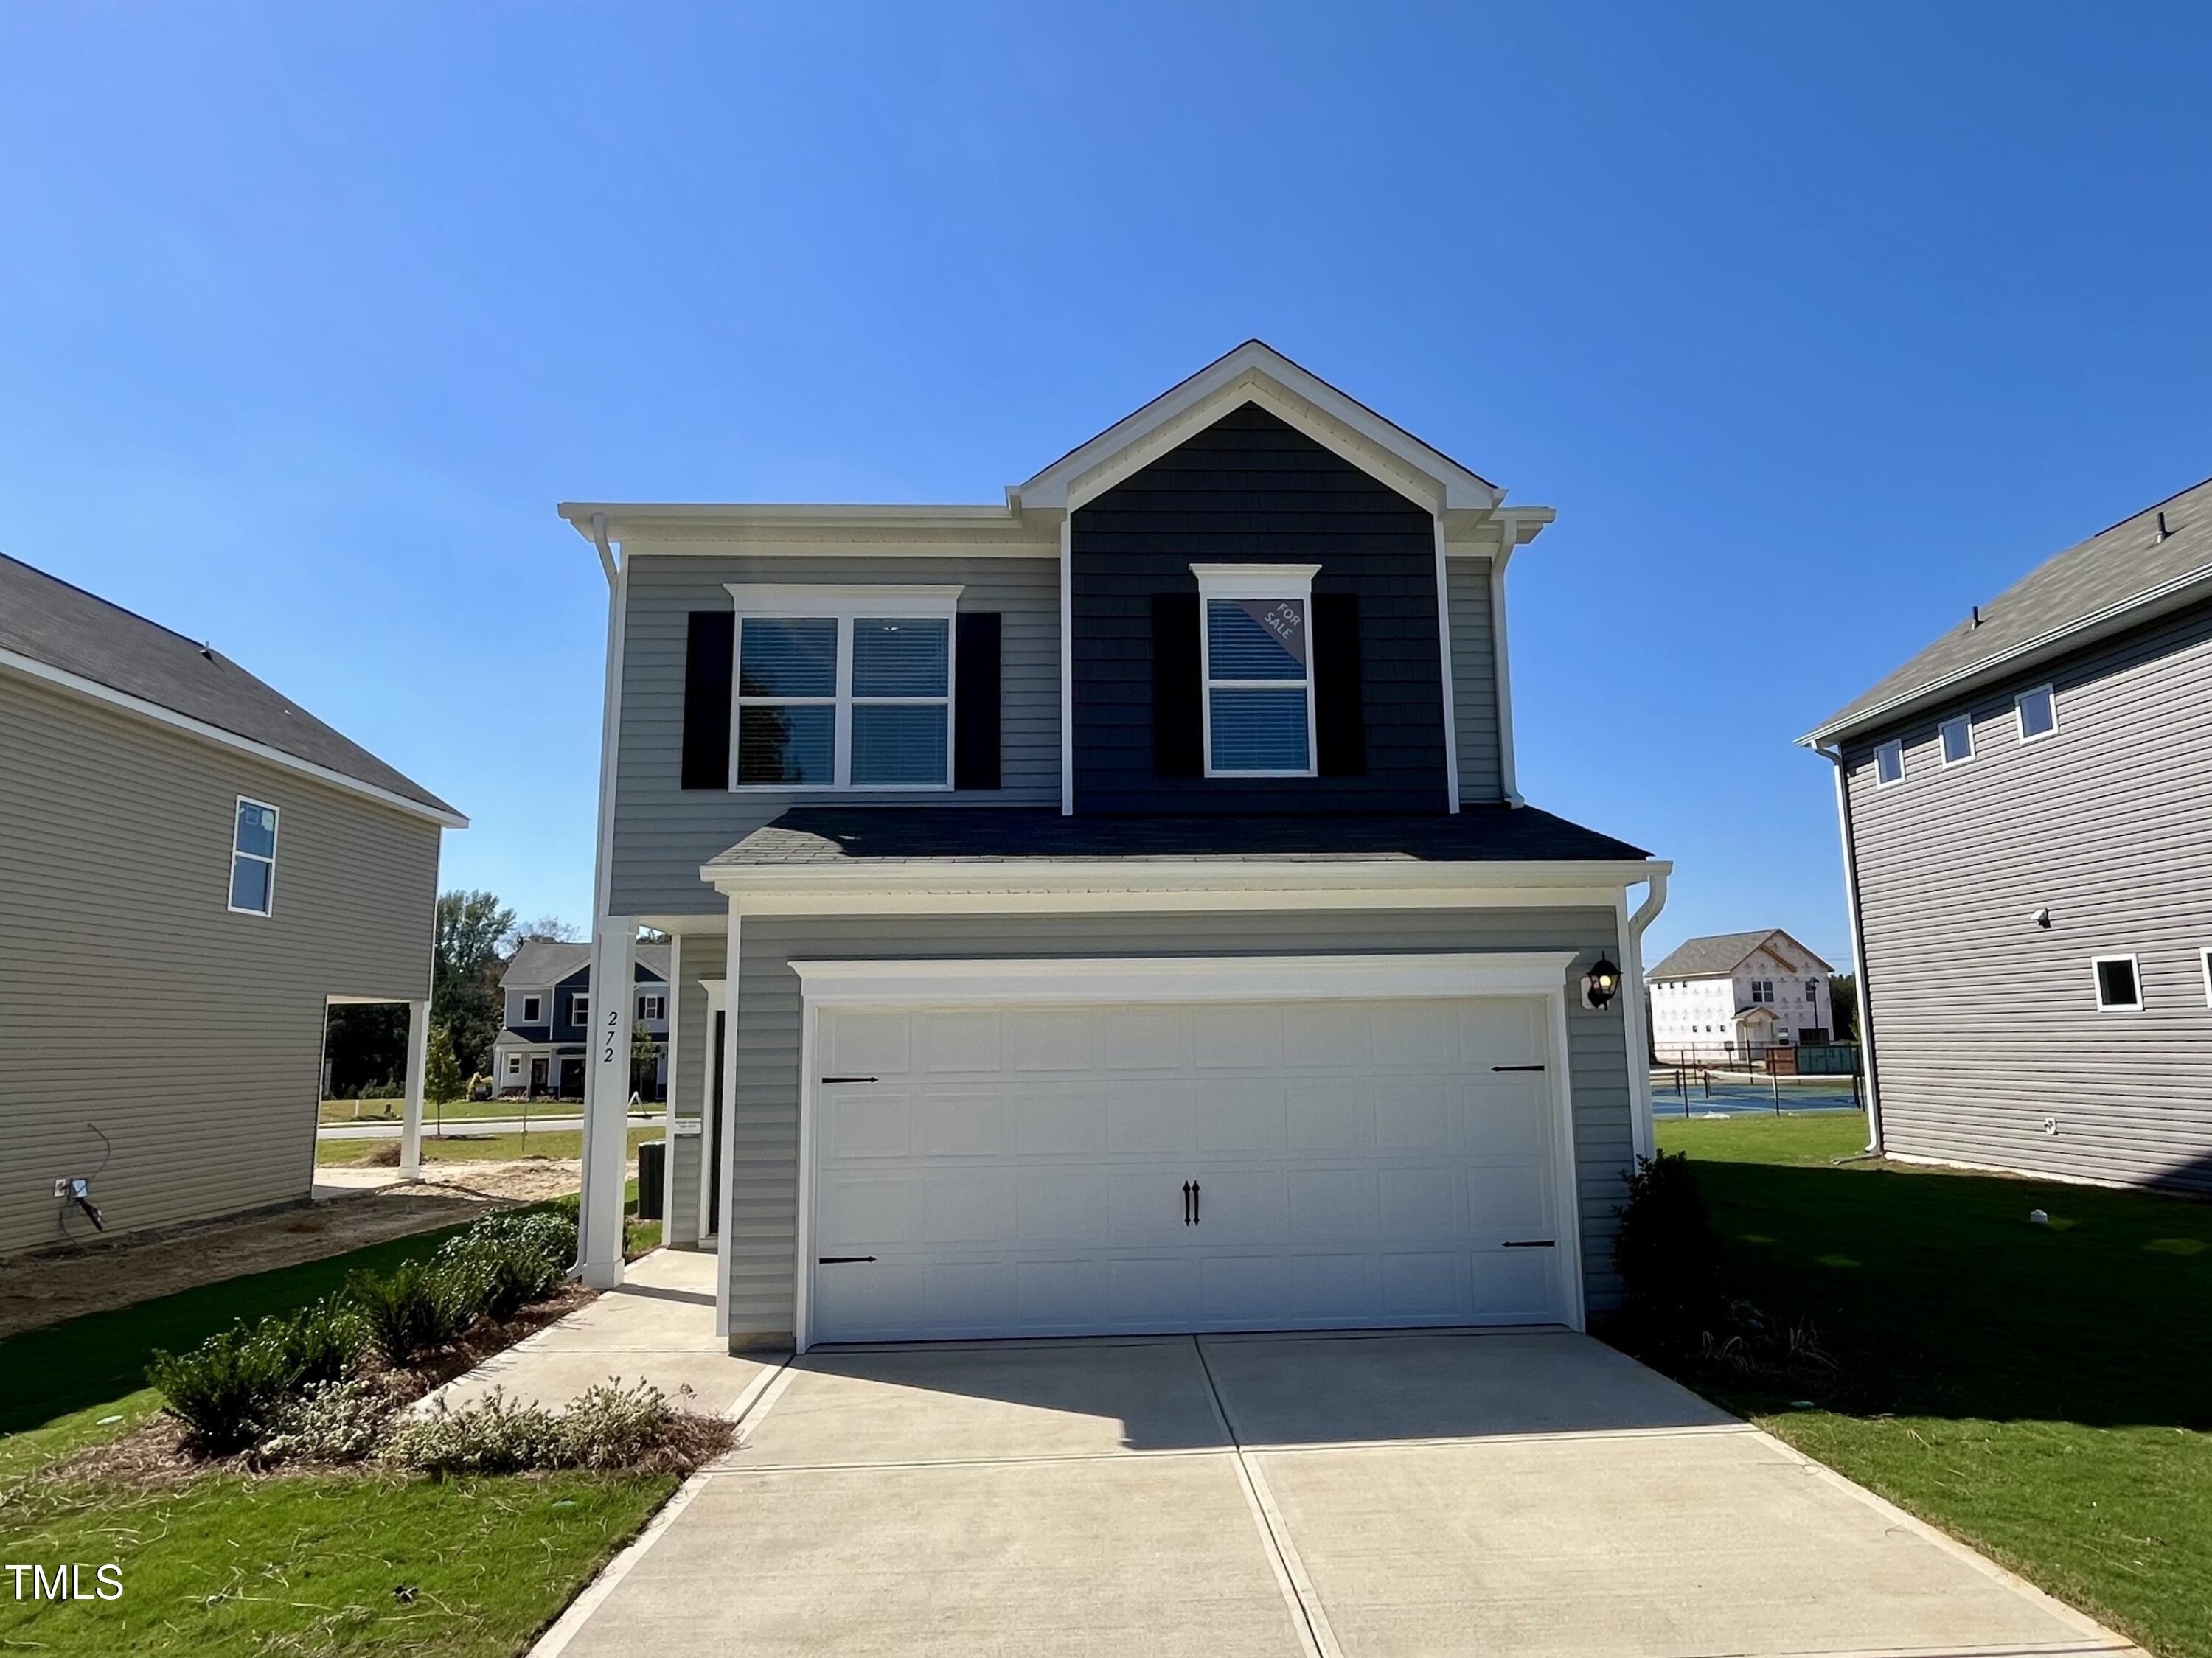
1648,1112,2212,1658
0,1465,675,1656
318,1098,664,1124
316,1127,658,1168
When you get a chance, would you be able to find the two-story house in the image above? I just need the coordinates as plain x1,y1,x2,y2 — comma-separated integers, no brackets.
1,553,463,1254
1646,929,1834,1063
1806,478,2212,1194
491,940,670,1101
557,342,1671,1350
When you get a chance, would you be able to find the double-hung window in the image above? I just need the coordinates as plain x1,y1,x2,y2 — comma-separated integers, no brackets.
2016,683,2057,742
1939,714,1975,766
521,995,543,1023
228,798,279,915
729,587,959,789
638,994,667,1022
1874,740,1904,786
1192,563,1319,777
571,993,591,1027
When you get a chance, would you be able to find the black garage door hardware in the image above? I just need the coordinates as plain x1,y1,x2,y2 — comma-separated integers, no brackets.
820,1076,878,1084
817,1255,877,1264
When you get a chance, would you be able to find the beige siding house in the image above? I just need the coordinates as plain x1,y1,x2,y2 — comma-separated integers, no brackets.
0,554,465,1255
1806,478,2212,1194
555,342,1672,1351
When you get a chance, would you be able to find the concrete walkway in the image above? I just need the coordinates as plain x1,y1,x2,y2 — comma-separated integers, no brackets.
495,1302,2140,1658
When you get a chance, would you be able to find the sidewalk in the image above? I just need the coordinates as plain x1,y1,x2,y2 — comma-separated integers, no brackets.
415,1247,780,1417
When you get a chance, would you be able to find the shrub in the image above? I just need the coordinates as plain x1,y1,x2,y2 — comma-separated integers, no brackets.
437,1209,573,1321
348,1259,465,1368
383,1382,676,1474
147,1297,362,1455
1613,1151,1725,1340
258,1377,394,1466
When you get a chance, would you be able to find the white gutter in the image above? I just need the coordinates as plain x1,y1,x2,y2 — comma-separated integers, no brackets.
1818,745,1883,1152
1490,518,1526,807
1621,868,1669,1159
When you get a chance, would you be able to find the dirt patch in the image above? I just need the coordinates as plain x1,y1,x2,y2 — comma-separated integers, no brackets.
403,1157,590,1206
0,1185,502,1341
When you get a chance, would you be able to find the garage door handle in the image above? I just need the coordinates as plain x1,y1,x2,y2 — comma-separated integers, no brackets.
1181,1181,1192,1225
1192,1181,1200,1225
1492,1064,1546,1073
821,1076,878,1084
818,1255,877,1264
1501,1239,1555,1249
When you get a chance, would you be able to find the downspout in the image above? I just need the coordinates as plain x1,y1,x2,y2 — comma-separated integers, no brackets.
1623,867,1669,1159
1818,744,1885,1154
1490,516,1526,807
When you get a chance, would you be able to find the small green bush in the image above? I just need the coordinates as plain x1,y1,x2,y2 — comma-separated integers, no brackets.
348,1259,465,1367
1613,1151,1725,1341
437,1209,572,1321
382,1381,672,1475
147,1297,362,1455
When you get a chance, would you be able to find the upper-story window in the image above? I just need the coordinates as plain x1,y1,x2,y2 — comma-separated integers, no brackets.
571,993,590,1026
638,993,667,1022
1874,740,1903,786
2015,683,2057,742
728,586,959,790
1192,563,1319,777
1939,715,1975,766
521,995,543,1023
1749,979,1775,1003
1804,979,1818,1002
228,797,279,916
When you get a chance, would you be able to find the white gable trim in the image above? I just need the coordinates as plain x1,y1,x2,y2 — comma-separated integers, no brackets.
1016,341,1506,515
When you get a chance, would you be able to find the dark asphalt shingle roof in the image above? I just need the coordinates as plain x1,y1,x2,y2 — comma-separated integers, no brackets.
1811,476,2212,739
706,806,1651,870
1645,929,1833,979
0,552,459,818
500,941,671,987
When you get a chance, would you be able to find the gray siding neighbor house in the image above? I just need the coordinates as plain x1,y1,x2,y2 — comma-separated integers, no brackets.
1804,477,2212,1194
0,554,465,1255
555,341,1672,1348
490,940,672,1101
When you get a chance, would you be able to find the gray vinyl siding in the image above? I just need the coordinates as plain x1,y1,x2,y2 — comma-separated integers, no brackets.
0,670,441,1255
726,908,1632,1342
1447,555,1505,803
610,554,1061,918
1843,595,2212,1193
665,930,726,1246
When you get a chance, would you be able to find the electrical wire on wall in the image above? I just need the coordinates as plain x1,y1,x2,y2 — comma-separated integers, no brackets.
55,1122,111,1239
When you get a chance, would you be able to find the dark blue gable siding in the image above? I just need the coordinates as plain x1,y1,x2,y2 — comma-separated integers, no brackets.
1071,402,1449,813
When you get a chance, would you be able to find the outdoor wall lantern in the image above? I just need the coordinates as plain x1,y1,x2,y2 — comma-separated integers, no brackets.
1583,954,1622,1010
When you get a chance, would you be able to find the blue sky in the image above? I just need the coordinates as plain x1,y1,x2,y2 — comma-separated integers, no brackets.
6,4,2208,964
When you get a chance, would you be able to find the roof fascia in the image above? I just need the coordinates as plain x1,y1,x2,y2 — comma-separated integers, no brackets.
1014,343,1506,516
0,647,467,829
703,855,1666,896
1802,560,2212,747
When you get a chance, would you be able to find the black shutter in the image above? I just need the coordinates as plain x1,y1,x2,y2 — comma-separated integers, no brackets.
1152,593,1203,777
1315,593,1366,777
680,610,735,790
953,611,1002,790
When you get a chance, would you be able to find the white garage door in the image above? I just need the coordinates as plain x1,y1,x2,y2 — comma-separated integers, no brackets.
806,994,1571,1344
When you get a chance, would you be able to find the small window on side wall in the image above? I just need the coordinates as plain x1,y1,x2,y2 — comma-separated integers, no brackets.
1939,715,1975,767
229,798,279,915
2016,684,2057,742
2093,955,2142,1012
2199,948,2212,1009
1874,740,1904,786
521,995,543,1023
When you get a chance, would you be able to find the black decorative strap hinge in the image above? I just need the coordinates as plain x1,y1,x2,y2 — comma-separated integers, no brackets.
820,1076,879,1084
1492,1064,1547,1073
816,1255,877,1264
1500,1239,1556,1250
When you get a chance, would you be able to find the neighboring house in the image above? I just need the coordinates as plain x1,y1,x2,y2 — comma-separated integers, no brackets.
557,340,1671,1348
1804,477,2212,1194
491,941,671,1101
1646,929,1835,1062
0,553,464,1255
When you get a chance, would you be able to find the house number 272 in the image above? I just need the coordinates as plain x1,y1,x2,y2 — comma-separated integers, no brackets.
600,1008,619,1065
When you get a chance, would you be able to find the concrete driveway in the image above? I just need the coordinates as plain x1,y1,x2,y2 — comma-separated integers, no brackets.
536,1328,2137,1658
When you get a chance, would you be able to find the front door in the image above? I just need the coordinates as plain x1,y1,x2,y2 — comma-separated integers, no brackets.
529,1057,549,1098
558,1056,585,1099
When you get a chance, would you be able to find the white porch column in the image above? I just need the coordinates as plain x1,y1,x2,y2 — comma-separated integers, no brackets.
579,917,637,1288
400,999,429,1180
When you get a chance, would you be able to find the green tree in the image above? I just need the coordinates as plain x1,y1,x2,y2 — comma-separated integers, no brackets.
1829,972,1858,1042
631,1020,663,1103
424,1025,465,1104
434,889,515,1076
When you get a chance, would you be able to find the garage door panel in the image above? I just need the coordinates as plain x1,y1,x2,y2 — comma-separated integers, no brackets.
810,995,1571,1343
917,1090,1006,1157
1287,1081,1374,1150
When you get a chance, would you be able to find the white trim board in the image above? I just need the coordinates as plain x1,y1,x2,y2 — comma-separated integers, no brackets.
706,856,1666,898
0,649,467,829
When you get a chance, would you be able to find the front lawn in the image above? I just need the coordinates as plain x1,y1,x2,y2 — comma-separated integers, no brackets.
0,1213,684,1656
316,1127,658,1167
1647,1112,2212,1658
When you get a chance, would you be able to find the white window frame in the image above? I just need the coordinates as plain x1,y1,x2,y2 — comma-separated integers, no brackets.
2091,953,2143,1013
638,993,667,1022
725,585,962,792
507,1055,523,1075
521,995,543,1024
1938,714,1975,767
2201,948,2212,1009
571,992,591,1026
1874,739,1904,787
1192,562,1321,779
227,795,280,916
2014,683,2058,743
